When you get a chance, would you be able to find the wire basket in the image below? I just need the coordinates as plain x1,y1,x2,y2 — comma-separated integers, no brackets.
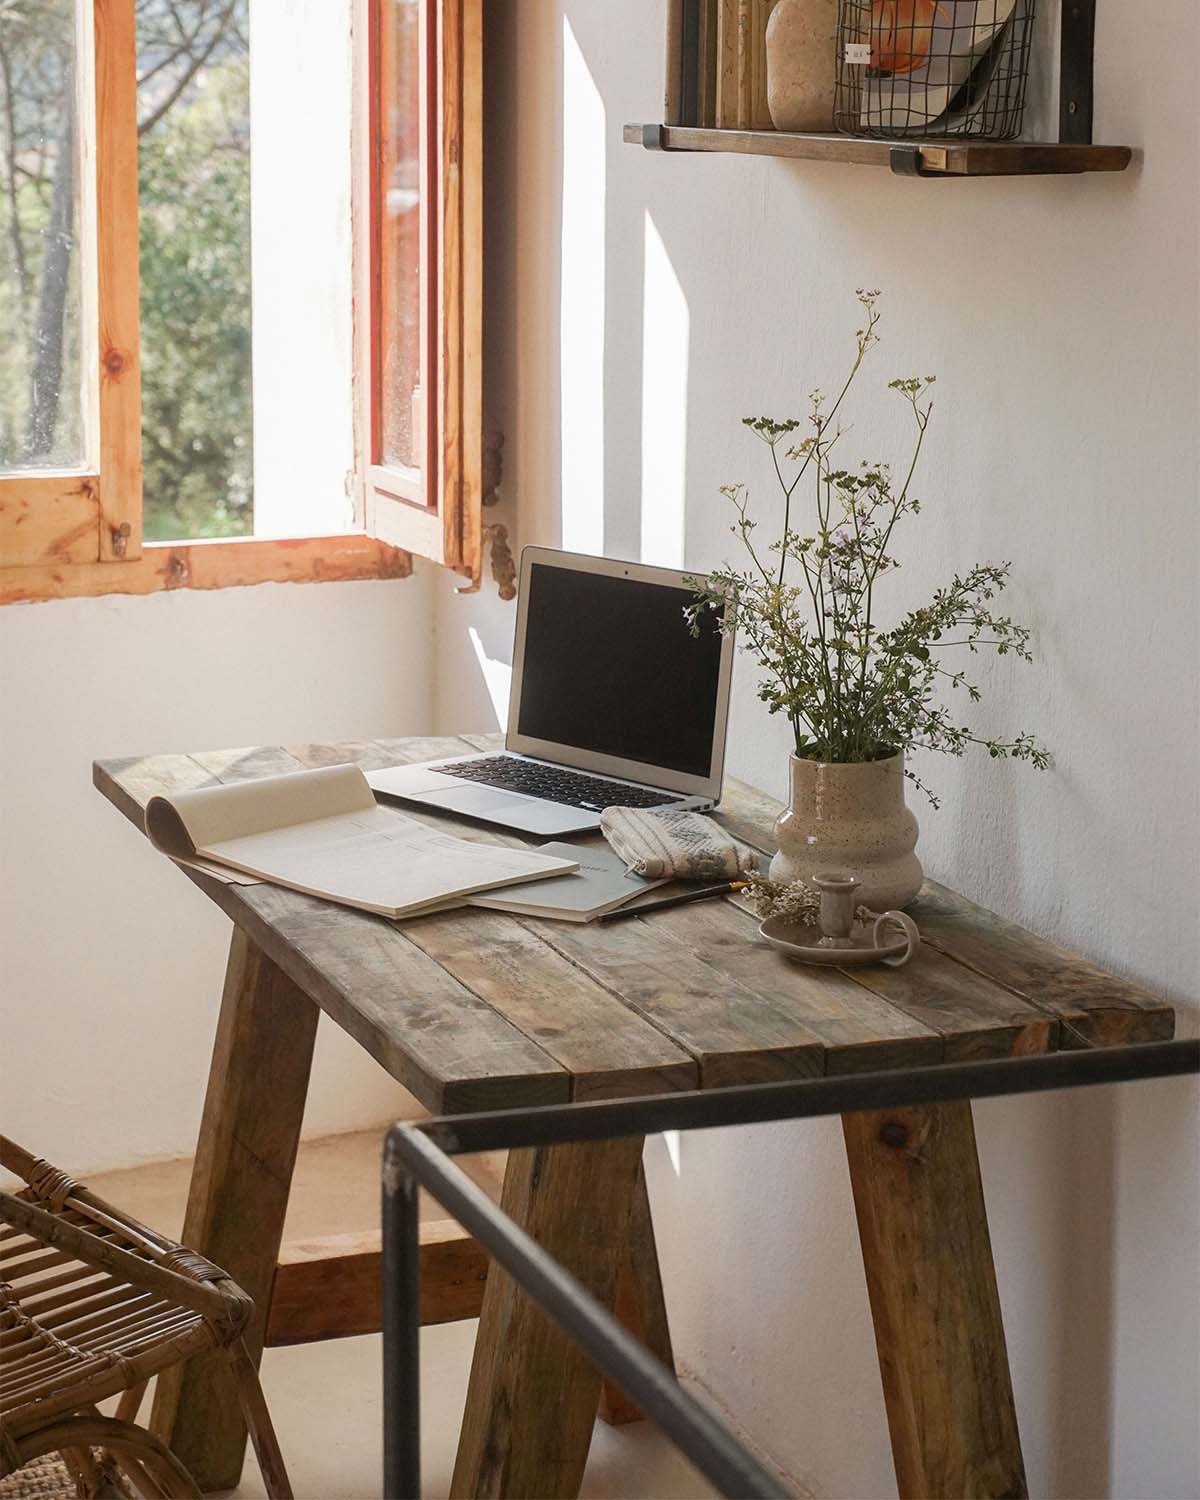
834,0,1036,140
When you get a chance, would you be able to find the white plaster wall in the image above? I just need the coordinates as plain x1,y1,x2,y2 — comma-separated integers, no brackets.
0,573,434,1173
435,1,1200,1494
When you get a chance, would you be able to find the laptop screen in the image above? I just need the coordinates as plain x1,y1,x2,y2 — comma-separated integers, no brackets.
515,560,725,780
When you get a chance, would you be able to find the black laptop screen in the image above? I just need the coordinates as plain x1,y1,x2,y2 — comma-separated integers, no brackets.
515,562,724,779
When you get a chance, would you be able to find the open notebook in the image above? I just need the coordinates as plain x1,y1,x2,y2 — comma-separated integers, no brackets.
144,763,577,919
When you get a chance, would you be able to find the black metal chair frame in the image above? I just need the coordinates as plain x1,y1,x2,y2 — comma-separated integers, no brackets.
382,1038,1198,1500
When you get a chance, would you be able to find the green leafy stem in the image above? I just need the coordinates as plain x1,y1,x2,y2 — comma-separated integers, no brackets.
687,292,1049,808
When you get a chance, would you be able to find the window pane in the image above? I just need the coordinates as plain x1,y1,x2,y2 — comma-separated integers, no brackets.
0,0,85,472
378,0,422,473
137,0,252,540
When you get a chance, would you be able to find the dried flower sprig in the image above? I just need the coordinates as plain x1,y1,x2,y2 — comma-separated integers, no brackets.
742,872,873,924
688,292,1049,807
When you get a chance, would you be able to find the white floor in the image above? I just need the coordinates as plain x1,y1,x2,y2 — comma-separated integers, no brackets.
81,1132,717,1500
232,1325,715,1500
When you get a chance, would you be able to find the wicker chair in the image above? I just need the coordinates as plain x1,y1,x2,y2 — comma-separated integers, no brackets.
0,1136,292,1499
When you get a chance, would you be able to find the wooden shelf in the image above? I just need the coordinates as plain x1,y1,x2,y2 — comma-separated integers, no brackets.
623,123,1132,178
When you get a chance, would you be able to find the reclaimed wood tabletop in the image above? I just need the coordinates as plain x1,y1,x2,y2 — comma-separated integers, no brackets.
92,735,1176,1500
94,732,1174,1111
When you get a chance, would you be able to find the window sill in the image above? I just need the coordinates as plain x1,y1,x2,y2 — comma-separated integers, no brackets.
0,533,413,605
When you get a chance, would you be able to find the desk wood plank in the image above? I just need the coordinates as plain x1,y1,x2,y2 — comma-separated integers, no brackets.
711,778,786,856
404,908,698,1100
650,900,943,1072
285,740,408,771
533,915,828,1086
844,947,1056,1061
189,744,307,781
233,884,568,1113
911,883,1175,1047
92,752,221,827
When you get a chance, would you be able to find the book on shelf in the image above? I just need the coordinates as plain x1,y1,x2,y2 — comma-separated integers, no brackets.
698,0,719,127
145,763,577,920
715,0,778,130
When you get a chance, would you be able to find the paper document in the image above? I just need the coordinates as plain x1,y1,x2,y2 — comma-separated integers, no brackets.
145,763,577,919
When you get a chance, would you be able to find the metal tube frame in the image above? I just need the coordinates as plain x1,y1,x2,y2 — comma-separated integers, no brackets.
382,1038,1197,1499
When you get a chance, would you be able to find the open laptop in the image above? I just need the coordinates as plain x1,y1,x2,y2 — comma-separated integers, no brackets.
367,546,735,836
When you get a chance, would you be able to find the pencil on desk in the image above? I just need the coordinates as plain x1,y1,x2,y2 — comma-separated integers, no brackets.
598,880,749,924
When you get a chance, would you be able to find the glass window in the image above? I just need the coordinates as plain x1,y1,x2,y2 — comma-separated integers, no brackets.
0,0,85,472
376,0,423,476
136,0,252,540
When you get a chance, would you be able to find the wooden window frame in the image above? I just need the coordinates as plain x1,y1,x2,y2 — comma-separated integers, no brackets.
0,0,142,587
1,0,483,605
354,0,482,584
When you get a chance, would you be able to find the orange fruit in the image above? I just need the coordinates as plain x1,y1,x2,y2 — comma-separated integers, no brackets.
870,0,945,76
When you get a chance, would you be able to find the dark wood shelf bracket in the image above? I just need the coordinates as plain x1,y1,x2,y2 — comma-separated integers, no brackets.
889,145,950,179
1060,0,1097,144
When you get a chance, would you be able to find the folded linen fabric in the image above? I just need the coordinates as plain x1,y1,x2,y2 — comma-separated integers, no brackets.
599,806,758,882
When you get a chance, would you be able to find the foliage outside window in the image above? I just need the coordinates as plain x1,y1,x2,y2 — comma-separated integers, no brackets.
0,0,86,472
135,0,252,540
0,0,480,604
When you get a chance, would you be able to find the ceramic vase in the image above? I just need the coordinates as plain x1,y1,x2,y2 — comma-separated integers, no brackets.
769,752,924,910
765,0,839,133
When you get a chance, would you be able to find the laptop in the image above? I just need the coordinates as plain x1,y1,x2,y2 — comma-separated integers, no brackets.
367,546,735,836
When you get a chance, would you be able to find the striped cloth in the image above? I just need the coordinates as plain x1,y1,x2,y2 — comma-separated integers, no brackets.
599,806,757,882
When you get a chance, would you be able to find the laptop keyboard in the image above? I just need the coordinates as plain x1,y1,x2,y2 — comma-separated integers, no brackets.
431,755,687,812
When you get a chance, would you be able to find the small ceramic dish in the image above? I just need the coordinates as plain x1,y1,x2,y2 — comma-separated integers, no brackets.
759,909,921,968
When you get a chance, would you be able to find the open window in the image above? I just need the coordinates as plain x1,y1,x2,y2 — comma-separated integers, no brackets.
357,0,482,581
0,0,141,580
0,0,480,604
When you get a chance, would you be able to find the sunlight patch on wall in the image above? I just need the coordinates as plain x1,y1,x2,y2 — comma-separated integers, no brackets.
640,213,689,569
469,627,512,728
663,1129,683,1176
559,18,606,555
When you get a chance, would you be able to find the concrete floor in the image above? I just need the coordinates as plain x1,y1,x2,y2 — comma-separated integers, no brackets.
83,1131,716,1500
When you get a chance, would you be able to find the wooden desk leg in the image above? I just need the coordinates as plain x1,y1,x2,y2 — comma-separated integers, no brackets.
451,1135,645,1500
150,928,318,1492
842,1099,1027,1500
597,1159,675,1426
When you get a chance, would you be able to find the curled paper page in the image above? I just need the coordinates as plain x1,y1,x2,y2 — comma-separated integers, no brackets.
145,763,576,919
146,763,372,860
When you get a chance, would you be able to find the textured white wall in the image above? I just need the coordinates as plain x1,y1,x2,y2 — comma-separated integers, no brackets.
435,1,1200,1494
0,574,434,1172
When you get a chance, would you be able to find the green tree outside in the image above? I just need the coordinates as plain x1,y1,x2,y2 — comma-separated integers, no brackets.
138,47,252,539
0,0,253,541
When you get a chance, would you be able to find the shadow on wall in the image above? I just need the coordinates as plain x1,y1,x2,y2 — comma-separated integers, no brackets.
469,4,1162,1494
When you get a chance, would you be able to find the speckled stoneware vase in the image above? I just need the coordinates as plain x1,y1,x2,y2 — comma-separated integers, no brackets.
769,752,923,910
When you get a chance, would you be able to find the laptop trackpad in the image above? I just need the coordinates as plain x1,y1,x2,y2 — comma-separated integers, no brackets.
424,782,527,816
428,782,595,833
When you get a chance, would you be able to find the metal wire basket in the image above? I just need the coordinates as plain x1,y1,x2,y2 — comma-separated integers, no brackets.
834,0,1036,140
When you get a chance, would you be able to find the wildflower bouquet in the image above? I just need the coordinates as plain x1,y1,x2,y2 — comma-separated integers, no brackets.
688,292,1048,807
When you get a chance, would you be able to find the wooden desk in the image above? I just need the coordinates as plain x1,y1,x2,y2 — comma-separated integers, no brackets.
94,735,1174,1500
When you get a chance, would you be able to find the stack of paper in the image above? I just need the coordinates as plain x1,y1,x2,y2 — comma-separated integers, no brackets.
145,763,578,919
